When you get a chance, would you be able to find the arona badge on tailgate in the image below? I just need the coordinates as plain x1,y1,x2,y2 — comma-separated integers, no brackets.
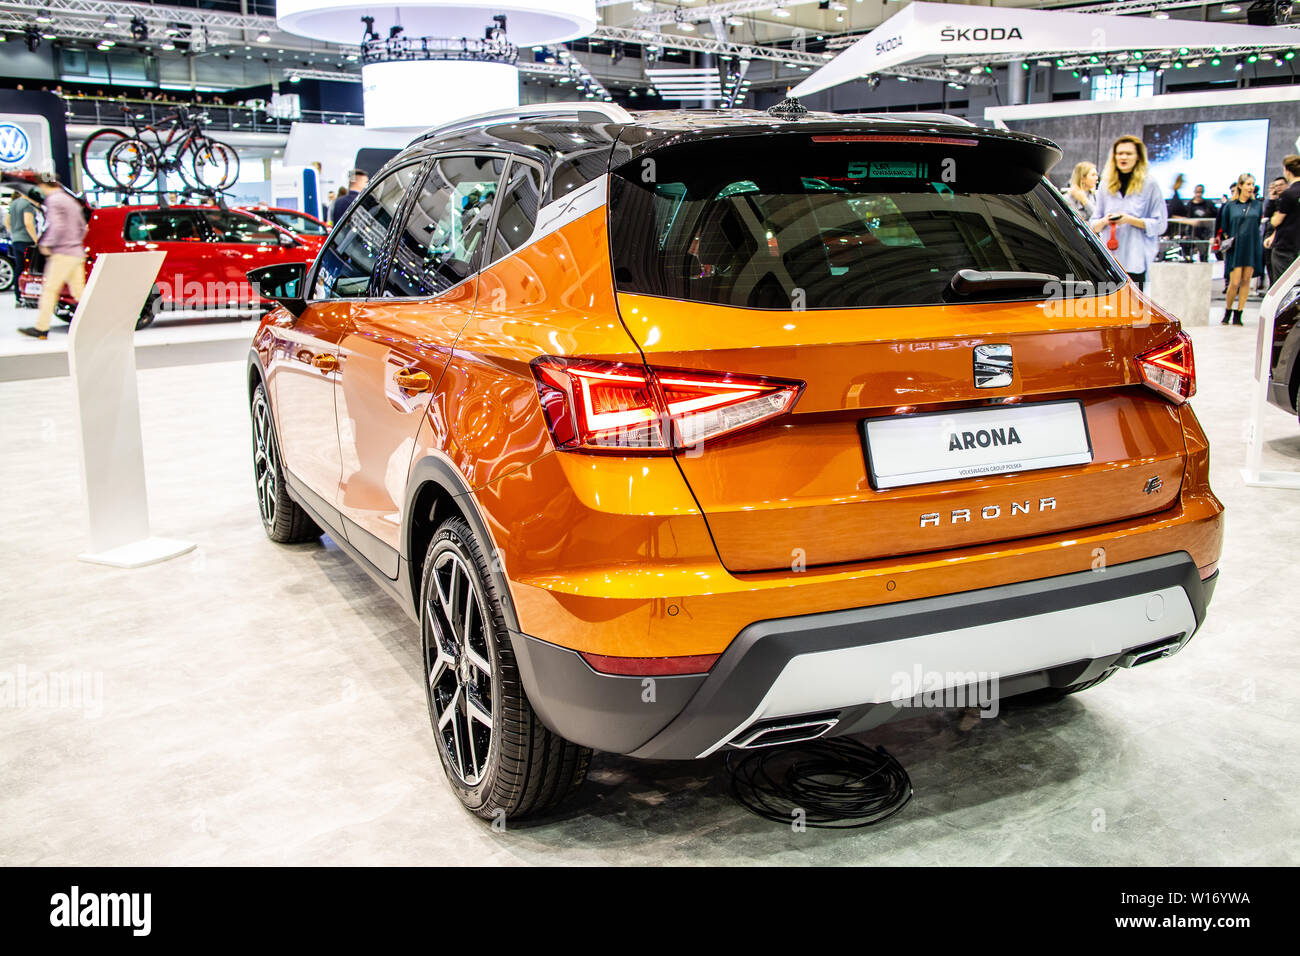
973,344,1013,388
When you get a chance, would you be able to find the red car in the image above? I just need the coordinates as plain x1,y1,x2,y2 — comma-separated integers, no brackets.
19,203,325,328
239,205,329,239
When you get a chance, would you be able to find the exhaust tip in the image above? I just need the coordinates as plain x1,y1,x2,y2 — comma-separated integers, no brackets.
730,714,839,750
1116,635,1184,669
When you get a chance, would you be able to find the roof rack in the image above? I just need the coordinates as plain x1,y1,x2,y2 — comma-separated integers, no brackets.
412,101,635,145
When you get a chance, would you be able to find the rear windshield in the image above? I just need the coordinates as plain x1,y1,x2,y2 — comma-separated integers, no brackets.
608,134,1124,310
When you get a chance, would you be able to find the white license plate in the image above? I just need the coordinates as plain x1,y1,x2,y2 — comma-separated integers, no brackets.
864,400,1093,490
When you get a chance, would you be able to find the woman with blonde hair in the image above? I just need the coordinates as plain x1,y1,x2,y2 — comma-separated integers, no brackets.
1066,161,1098,220
1091,135,1167,290
1217,172,1264,325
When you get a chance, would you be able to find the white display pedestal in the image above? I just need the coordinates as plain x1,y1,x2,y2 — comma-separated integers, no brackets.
68,251,196,567
1243,256,1300,490
1148,261,1212,326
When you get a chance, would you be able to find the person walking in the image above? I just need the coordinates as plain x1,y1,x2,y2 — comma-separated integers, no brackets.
1091,135,1167,290
1218,172,1265,326
17,174,88,341
4,186,41,306
330,169,368,224
1065,161,1098,220
1264,154,1300,289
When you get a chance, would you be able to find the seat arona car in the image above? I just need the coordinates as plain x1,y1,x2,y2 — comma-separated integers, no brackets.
247,104,1223,820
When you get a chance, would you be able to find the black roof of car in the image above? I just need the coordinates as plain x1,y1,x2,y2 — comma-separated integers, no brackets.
395,105,1062,205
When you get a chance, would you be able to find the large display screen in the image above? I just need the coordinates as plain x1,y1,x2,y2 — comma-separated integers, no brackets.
1144,118,1270,202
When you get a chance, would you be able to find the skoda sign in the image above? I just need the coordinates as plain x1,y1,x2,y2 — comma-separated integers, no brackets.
0,123,31,165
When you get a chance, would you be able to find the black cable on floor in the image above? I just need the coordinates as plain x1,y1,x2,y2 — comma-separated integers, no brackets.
724,738,912,829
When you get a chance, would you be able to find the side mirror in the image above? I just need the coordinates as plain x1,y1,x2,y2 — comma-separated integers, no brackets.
277,231,300,247
247,262,307,318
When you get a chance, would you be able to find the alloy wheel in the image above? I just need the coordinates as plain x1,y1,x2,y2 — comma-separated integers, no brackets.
424,550,494,787
251,392,277,529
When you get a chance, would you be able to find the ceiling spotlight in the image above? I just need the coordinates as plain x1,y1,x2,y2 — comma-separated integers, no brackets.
103,14,118,28
256,30,271,43
774,6,792,17
35,9,52,23
1154,11,1170,18
289,74,301,83
1235,56,1245,69
1221,2,1242,10
160,39,175,51
1247,52,1259,62
678,21,695,30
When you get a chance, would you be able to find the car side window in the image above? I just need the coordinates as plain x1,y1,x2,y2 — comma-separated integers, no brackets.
124,210,203,242
383,154,501,298
486,161,543,264
312,163,422,300
203,211,280,245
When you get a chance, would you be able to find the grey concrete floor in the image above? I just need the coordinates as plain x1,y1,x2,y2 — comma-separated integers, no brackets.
2,308,1298,866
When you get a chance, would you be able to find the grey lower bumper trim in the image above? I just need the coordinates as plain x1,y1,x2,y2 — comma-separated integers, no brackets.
629,552,1212,760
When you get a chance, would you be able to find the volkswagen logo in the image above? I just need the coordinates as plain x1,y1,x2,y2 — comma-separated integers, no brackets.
973,344,1013,389
0,124,30,165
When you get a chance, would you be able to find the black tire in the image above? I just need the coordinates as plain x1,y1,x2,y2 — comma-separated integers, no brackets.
135,288,160,330
106,136,158,191
420,516,590,821
250,382,319,544
1007,667,1118,707
80,128,130,190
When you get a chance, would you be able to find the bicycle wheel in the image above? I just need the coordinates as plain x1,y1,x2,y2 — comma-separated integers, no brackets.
106,137,158,191
80,128,130,190
188,139,239,191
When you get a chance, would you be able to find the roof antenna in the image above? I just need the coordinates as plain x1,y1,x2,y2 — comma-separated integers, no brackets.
767,95,808,119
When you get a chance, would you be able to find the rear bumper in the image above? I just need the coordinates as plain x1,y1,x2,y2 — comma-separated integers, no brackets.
510,552,1216,759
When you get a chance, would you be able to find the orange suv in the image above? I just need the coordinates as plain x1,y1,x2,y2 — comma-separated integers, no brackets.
247,104,1223,820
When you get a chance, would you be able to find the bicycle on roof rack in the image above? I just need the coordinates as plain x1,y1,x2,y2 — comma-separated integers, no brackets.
80,103,240,194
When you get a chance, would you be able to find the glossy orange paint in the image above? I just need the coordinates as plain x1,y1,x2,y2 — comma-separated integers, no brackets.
263,200,1223,662
337,280,476,555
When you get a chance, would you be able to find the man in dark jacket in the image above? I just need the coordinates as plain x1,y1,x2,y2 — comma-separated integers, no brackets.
329,169,368,224
1184,184,1217,263
1265,155,1300,287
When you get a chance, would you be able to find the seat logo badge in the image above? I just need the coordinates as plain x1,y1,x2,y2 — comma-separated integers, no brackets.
1142,476,1163,495
973,344,1013,389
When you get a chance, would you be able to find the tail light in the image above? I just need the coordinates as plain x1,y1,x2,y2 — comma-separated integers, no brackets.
1136,331,1196,404
531,356,803,453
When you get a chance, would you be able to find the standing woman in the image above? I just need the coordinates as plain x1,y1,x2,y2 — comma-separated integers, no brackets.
1065,161,1098,220
1091,135,1167,290
1217,172,1265,325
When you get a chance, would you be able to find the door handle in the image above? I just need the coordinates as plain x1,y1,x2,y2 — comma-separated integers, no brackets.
394,368,431,392
312,353,337,372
